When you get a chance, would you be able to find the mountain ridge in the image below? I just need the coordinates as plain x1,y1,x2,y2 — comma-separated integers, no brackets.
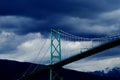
0,59,119,80
90,67,120,79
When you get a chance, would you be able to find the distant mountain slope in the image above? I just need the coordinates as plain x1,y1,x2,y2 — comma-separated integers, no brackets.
0,59,118,80
0,59,46,80
90,67,120,79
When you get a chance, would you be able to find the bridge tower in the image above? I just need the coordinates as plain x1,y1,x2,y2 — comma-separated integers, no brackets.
50,29,63,80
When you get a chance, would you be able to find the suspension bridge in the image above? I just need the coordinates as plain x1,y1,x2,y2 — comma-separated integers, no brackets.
18,29,120,80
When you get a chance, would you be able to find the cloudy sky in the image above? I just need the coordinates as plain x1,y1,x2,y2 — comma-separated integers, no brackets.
0,0,120,72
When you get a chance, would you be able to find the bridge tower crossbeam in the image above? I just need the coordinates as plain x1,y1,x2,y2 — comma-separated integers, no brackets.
50,29,63,80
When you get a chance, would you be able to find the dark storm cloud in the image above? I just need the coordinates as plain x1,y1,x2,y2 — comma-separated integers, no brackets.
0,0,105,18
0,0,120,36
0,0,120,18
